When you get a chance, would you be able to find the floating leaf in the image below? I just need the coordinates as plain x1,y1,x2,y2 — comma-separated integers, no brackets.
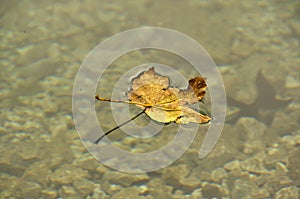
127,67,210,124
94,67,211,143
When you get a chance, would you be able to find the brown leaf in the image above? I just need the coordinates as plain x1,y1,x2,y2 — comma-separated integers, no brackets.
127,67,211,124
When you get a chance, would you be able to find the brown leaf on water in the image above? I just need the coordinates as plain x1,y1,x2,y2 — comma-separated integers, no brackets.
127,67,211,124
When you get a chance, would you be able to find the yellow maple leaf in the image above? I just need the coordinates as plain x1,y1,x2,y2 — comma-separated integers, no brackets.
127,67,210,124
94,67,211,144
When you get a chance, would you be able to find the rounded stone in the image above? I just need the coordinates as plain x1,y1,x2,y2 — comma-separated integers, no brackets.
103,171,149,187
13,181,41,199
51,164,90,185
275,186,299,199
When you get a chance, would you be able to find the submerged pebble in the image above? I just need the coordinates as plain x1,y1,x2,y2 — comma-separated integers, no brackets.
211,168,228,183
275,186,299,199
51,164,90,185
103,171,149,187
13,181,42,199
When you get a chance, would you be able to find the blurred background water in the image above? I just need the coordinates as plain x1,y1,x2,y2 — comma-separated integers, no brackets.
1,0,300,198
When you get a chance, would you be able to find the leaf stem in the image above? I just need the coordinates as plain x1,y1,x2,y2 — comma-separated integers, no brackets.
95,95,152,107
94,108,146,144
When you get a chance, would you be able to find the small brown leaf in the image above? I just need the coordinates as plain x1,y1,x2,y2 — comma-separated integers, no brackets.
127,67,211,124
94,67,211,143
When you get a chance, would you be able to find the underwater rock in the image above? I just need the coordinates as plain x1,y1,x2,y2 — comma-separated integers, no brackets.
17,140,45,161
264,147,287,167
41,189,58,199
231,179,256,199
227,169,251,188
95,165,109,178
13,181,41,199
199,171,211,181
0,87,10,102
139,185,149,196
251,188,270,198
59,185,80,199
240,153,270,174
51,164,90,185
178,176,201,193
173,189,184,198
224,160,241,171
206,141,226,158
243,140,264,155
236,118,266,154
89,185,108,199
280,135,300,149
201,182,223,199
285,75,300,88
148,178,173,198
262,176,283,196
0,153,26,176
289,19,300,36
73,178,95,196
211,168,228,183
274,186,299,199
103,171,149,187
162,164,190,188
39,75,73,94
220,180,230,197
22,161,52,186
275,162,288,177
191,188,203,198
44,142,74,169
271,112,298,137
73,155,99,171
231,33,255,57
0,174,17,197
287,148,300,184
31,93,59,115
15,44,47,67
102,181,122,196
111,186,150,199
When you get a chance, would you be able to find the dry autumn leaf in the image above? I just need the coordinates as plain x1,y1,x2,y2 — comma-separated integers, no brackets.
127,67,210,124
94,67,211,144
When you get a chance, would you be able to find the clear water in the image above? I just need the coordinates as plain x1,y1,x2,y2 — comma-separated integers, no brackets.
1,1,299,198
